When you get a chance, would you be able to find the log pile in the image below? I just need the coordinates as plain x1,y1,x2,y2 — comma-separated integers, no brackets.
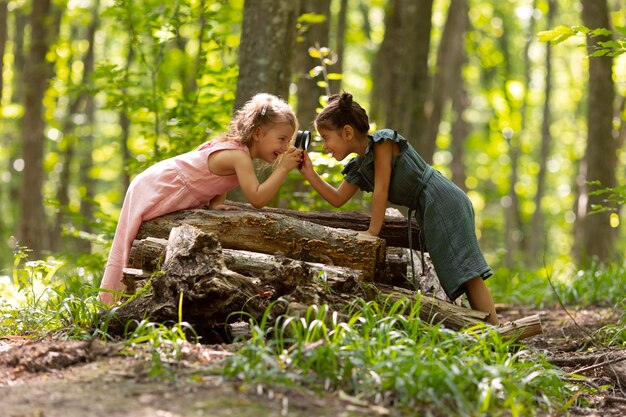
107,204,542,343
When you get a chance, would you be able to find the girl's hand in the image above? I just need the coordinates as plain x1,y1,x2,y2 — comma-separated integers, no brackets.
277,147,302,172
298,151,315,177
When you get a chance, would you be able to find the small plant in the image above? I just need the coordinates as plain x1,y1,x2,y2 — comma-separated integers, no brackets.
123,292,199,379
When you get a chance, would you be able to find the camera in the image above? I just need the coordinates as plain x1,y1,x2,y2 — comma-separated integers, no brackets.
295,130,311,168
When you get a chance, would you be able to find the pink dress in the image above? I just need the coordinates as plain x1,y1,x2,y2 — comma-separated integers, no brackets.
99,140,248,302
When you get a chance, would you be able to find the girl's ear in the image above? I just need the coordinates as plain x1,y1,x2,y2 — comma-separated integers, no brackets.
342,125,354,141
252,126,262,141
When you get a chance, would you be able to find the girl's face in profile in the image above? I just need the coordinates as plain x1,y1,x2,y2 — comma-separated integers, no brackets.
252,122,295,163
317,127,351,161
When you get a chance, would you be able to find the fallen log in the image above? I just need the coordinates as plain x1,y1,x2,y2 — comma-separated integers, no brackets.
128,237,409,287
377,284,543,341
137,208,386,280
224,201,423,250
122,232,542,341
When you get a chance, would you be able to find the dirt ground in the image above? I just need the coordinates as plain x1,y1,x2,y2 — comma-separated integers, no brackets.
1,305,625,417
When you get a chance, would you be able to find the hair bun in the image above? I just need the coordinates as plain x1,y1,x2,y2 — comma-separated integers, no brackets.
339,92,353,112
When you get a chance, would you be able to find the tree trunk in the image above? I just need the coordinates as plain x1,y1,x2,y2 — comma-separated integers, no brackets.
137,208,387,280
11,9,26,104
0,0,7,106
19,0,53,256
234,0,298,110
371,0,433,158
579,0,617,264
295,0,331,131
329,0,348,94
422,0,468,165
528,0,555,266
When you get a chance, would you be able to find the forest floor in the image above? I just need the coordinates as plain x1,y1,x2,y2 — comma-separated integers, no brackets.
1,304,625,417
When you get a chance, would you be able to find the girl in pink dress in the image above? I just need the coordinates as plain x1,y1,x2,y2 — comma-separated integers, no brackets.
99,93,301,305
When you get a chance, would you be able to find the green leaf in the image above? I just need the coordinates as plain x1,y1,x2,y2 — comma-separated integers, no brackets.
327,73,343,80
537,25,576,44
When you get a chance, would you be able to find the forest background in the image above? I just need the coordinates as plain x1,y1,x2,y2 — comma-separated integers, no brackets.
0,0,625,303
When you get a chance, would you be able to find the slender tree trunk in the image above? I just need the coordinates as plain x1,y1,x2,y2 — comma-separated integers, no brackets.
77,1,99,252
0,0,7,105
579,0,617,264
295,0,331,131
528,0,555,266
329,0,348,94
234,0,298,109
20,0,53,256
422,0,468,165
11,10,26,104
450,32,470,192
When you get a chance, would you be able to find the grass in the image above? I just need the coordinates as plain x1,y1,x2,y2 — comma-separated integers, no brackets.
223,298,577,416
490,258,626,308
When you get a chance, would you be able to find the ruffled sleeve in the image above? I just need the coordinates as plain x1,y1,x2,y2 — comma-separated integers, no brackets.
371,129,409,152
341,156,372,190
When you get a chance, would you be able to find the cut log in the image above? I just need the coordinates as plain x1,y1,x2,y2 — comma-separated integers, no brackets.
223,201,423,250
137,208,386,281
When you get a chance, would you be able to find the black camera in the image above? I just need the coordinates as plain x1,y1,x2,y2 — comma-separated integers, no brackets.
295,130,311,168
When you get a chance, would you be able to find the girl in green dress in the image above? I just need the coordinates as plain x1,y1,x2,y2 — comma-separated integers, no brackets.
299,93,499,325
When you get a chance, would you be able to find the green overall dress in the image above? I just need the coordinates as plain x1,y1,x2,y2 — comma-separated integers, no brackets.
341,129,492,300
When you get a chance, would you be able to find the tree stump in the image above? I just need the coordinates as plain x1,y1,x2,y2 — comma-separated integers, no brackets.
108,224,267,341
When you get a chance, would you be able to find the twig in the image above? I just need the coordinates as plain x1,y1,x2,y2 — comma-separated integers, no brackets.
572,354,626,375
543,254,600,347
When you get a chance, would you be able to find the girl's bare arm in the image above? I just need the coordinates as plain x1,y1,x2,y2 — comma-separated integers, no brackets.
300,152,359,207
233,148,301,208
369,140,394,235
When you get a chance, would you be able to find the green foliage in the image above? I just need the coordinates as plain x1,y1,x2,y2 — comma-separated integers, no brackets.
491,261,626,308
538,25,626,56
594,300,626,347
123,293,198,379
224,299,576,416
0,248,107,338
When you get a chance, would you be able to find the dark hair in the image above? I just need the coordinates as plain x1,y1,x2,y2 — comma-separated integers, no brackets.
314,92,370,134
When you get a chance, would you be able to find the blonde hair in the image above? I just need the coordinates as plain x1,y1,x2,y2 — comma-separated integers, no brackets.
225,93,297,145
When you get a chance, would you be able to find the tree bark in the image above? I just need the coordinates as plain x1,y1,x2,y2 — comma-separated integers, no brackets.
222,201,423,250
137,208,387,281
371,0,433,159
19,0,53,256
579,0,617,264
528,0,555,266
0,0,7,107
422,0,468,165
329,0,348,94
235,0,298,110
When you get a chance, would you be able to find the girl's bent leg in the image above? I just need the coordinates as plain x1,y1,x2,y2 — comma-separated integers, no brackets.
465,276,499,325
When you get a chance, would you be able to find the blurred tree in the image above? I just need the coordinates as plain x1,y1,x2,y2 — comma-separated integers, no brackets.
295,0,331,131
235,0,298,109
577,0,618,264
20,0,60,256
370,0,433,158
528,0,556,266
